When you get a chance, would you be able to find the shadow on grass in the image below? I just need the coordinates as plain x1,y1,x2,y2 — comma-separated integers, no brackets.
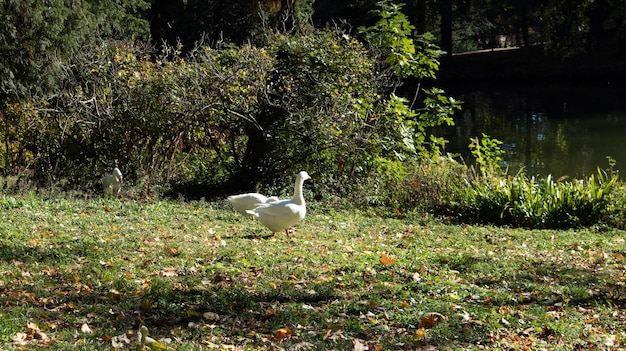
0,237,100,265
434,251,626,307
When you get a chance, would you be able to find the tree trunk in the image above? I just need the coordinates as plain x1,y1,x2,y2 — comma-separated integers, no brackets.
518,0,529,48
407,0,427,35
439,0,453,56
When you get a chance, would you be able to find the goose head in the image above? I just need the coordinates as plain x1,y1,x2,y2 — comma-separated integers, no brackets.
112,167,123,183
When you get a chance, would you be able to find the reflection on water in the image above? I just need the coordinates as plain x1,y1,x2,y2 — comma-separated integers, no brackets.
434,83,626,178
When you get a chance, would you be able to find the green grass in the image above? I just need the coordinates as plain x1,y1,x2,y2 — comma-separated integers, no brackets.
0,194,625,350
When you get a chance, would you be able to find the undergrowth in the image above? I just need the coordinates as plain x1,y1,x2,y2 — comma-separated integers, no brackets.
378,134,626,229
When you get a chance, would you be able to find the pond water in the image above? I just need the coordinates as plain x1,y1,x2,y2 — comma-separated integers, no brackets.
433,82,626,179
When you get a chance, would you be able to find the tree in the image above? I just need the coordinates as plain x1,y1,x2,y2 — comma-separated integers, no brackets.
439,0,453,55
0,0,149,100
0,0,149,175
149,0,315,51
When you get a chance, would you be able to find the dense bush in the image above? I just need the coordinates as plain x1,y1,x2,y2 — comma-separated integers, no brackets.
0,0,458,200
454,169,619,228
428,135,624,229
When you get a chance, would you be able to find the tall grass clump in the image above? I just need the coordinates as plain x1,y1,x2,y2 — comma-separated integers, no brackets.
381,155,467,211
453,135,621,228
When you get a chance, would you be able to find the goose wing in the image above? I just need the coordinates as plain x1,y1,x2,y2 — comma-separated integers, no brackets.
249,200,300,217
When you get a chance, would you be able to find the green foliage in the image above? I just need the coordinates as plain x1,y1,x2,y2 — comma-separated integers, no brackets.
351,0,460,204
0,0,460,216
389,154,468,211
359,1,445,81
540,0,595,57
2,0,461,202
468,133,505,175
2,31,375,193
0,0,149,99
456,134,620,228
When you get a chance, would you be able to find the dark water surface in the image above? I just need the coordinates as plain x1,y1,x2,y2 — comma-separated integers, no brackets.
434,82,626,178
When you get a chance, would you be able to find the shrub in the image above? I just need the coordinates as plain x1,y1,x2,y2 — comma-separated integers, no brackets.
401,155,468,211
453,135,620,228
1,0,460,203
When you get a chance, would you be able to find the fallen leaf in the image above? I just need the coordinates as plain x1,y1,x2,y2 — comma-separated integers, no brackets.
13,332,28,345
161,267,178,277
203,312,220,321
274,326,295,339
290,341,316,350
420,312,446,328
353,339,369,351
80,323,92,333
167,247,179,257
99,260,113,267
379,253,395,265
414,328,427,340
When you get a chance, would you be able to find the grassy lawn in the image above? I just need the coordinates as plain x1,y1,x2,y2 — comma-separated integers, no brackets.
0,195,625,350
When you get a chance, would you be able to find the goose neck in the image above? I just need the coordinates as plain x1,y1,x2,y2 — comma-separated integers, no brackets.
292,178,305,204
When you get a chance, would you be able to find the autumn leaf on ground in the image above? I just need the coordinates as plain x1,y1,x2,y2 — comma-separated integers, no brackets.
353,338,369,351
14,322,50,347
203,312,220,321
81,323,93,333
111,333,131,348
379,253,395,265
414,328,427,341
420,312,446,328
160,267,178,277
13,332,29,346
274,326,296,339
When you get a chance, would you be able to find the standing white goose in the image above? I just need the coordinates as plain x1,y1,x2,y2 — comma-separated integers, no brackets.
227,193,279,215
102,166,123,195
246,171,311,236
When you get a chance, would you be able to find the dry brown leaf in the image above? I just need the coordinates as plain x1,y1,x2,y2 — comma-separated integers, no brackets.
379,253,395,265
111,333,132,348
274,326,295,339
161,267,178,277
13,332,29,345
203,312,220,321
80,323,93,333
414,328,427,340
353,339,369,351
420,312,446,329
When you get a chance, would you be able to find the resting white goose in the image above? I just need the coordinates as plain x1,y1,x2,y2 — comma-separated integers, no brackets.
246,171,311,236
227,193,279,215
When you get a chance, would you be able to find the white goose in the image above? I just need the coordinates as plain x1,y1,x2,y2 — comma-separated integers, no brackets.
102,167,123,195
227,193,279,215
246,171,311,236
